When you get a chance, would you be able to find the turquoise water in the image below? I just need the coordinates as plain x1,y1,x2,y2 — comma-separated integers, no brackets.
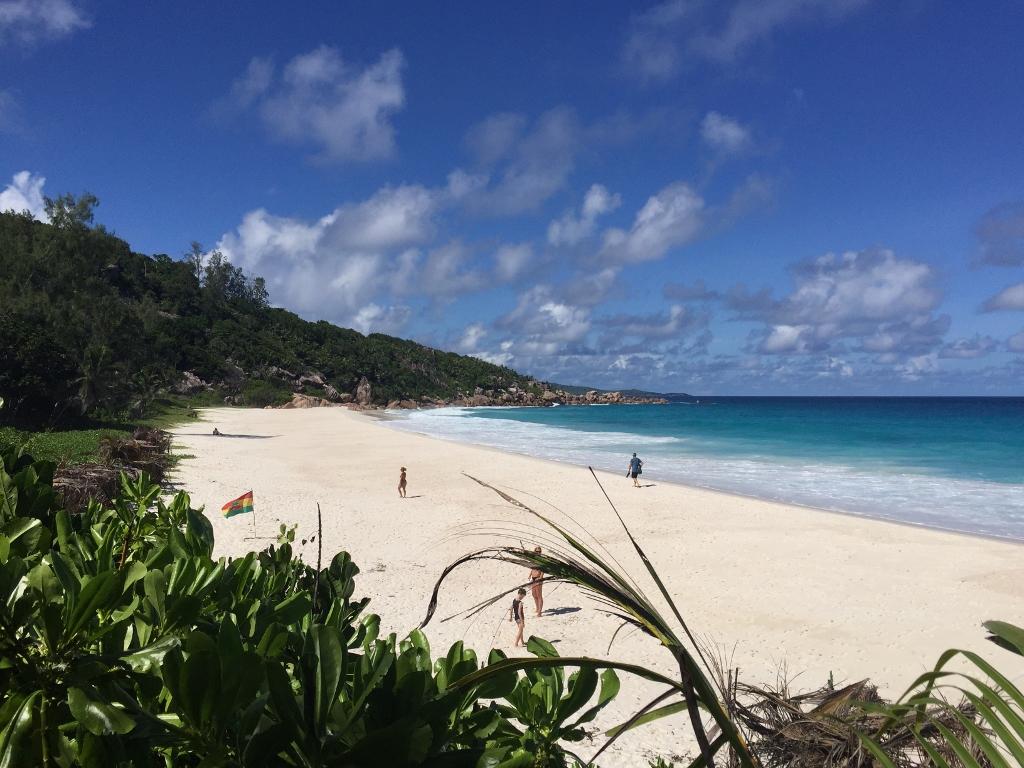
390,398,1024,540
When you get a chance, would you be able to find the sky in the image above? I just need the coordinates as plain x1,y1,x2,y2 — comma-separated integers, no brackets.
2,0,1023,395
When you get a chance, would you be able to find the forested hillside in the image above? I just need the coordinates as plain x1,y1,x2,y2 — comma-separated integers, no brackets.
0,198,538,424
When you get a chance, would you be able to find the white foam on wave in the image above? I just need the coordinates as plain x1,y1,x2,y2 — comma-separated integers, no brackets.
387,408,1024,541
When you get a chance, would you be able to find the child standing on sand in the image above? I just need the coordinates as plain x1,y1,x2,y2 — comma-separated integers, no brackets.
398,467,407,498
510,588,526,647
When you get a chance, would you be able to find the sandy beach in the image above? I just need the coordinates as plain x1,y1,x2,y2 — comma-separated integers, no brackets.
171,407,1024,767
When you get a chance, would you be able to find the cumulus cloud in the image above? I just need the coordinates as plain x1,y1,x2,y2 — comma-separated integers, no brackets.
219,46,405,162
982,282,1024,312
600,304,707,341
212,174,541,326
599,182,705,265
622,0,700,81
215,182,450,320
939,335,997,360
563,267,622,307
623,0,871,79
465,113,527,165
497,285,591,348
457,323,488,353
493,243,534,282
395,242,489,299
0,170,47,219
0,0,89,43
736,249,946,356
700,111,751,153
974,201,1024,267
350,303,411,335
899,352,939,381
548,184,622,246
460,107,579,215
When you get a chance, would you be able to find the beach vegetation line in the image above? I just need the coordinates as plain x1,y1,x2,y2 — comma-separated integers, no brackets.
1,445,1021,766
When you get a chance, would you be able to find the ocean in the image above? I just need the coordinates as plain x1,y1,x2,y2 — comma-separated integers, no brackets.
386,397,1024,541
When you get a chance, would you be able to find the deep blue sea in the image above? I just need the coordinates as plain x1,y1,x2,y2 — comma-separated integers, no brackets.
388,397,1024,541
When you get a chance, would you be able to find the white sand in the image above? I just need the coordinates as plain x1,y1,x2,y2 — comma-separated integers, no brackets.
171,407,1024,767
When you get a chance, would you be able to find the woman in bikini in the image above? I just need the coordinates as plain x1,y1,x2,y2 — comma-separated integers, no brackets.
509,588,526,647
529,546,544,617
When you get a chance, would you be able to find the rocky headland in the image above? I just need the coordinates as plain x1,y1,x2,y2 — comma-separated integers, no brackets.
173,368,667,411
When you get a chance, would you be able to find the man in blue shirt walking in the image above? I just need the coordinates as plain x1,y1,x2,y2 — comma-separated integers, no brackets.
627,453,643,488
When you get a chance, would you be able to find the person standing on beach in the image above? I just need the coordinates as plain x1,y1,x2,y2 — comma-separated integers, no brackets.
529,546,544,617
510,588,526,647
627,452,643,488
398,467,407,498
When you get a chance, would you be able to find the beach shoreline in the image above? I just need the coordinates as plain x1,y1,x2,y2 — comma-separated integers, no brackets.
379,405,1024,546
170,406,1024,767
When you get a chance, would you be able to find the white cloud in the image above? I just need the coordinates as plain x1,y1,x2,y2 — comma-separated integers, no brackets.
350,303,411,335
499,285,591,344
215,182,451,321
939,335,996,360
0,170,46,219
222,57,274,111
599,182,705,264
460,107,579,215
823,356,854,378
323,184,441,250
493,243,534,282
691,0,871,62
760,324,809,353
563,267,621,306
1009,330,1024,353
982,281,1024,312
465,113,527,165
457,323,488,352
743,249,946,356
601,305,705,341
899,352,939,381
548,183,622,246
0,0,89,43
623,0,871,79
622,0,699,81
397,242,488,298
212,170,555,326
700,111,751,153
221,46,405,162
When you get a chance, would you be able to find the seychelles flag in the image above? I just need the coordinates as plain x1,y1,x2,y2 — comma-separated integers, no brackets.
222,490,254,518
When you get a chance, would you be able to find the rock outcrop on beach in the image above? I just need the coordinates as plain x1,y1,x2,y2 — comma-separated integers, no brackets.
198,359,670,412
277,393,338,409
379,384,667,410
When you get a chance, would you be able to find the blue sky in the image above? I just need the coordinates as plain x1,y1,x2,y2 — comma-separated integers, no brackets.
2,0,1023,394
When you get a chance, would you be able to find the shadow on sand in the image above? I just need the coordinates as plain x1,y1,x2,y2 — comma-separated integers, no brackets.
544,606,581,616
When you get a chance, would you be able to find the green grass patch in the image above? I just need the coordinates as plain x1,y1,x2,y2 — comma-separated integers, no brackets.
0,396,201,466
0,425,131,464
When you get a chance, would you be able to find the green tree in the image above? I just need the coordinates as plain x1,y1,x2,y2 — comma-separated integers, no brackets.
43,192,99,229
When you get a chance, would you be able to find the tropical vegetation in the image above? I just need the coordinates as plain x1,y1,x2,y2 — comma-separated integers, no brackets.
3,444,1023,767
0,198,538,426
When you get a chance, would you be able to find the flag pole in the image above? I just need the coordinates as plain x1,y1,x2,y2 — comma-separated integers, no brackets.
251,490,257,538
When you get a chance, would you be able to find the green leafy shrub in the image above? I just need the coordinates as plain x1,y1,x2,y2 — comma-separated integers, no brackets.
239,379,293,408
0,449,622,767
